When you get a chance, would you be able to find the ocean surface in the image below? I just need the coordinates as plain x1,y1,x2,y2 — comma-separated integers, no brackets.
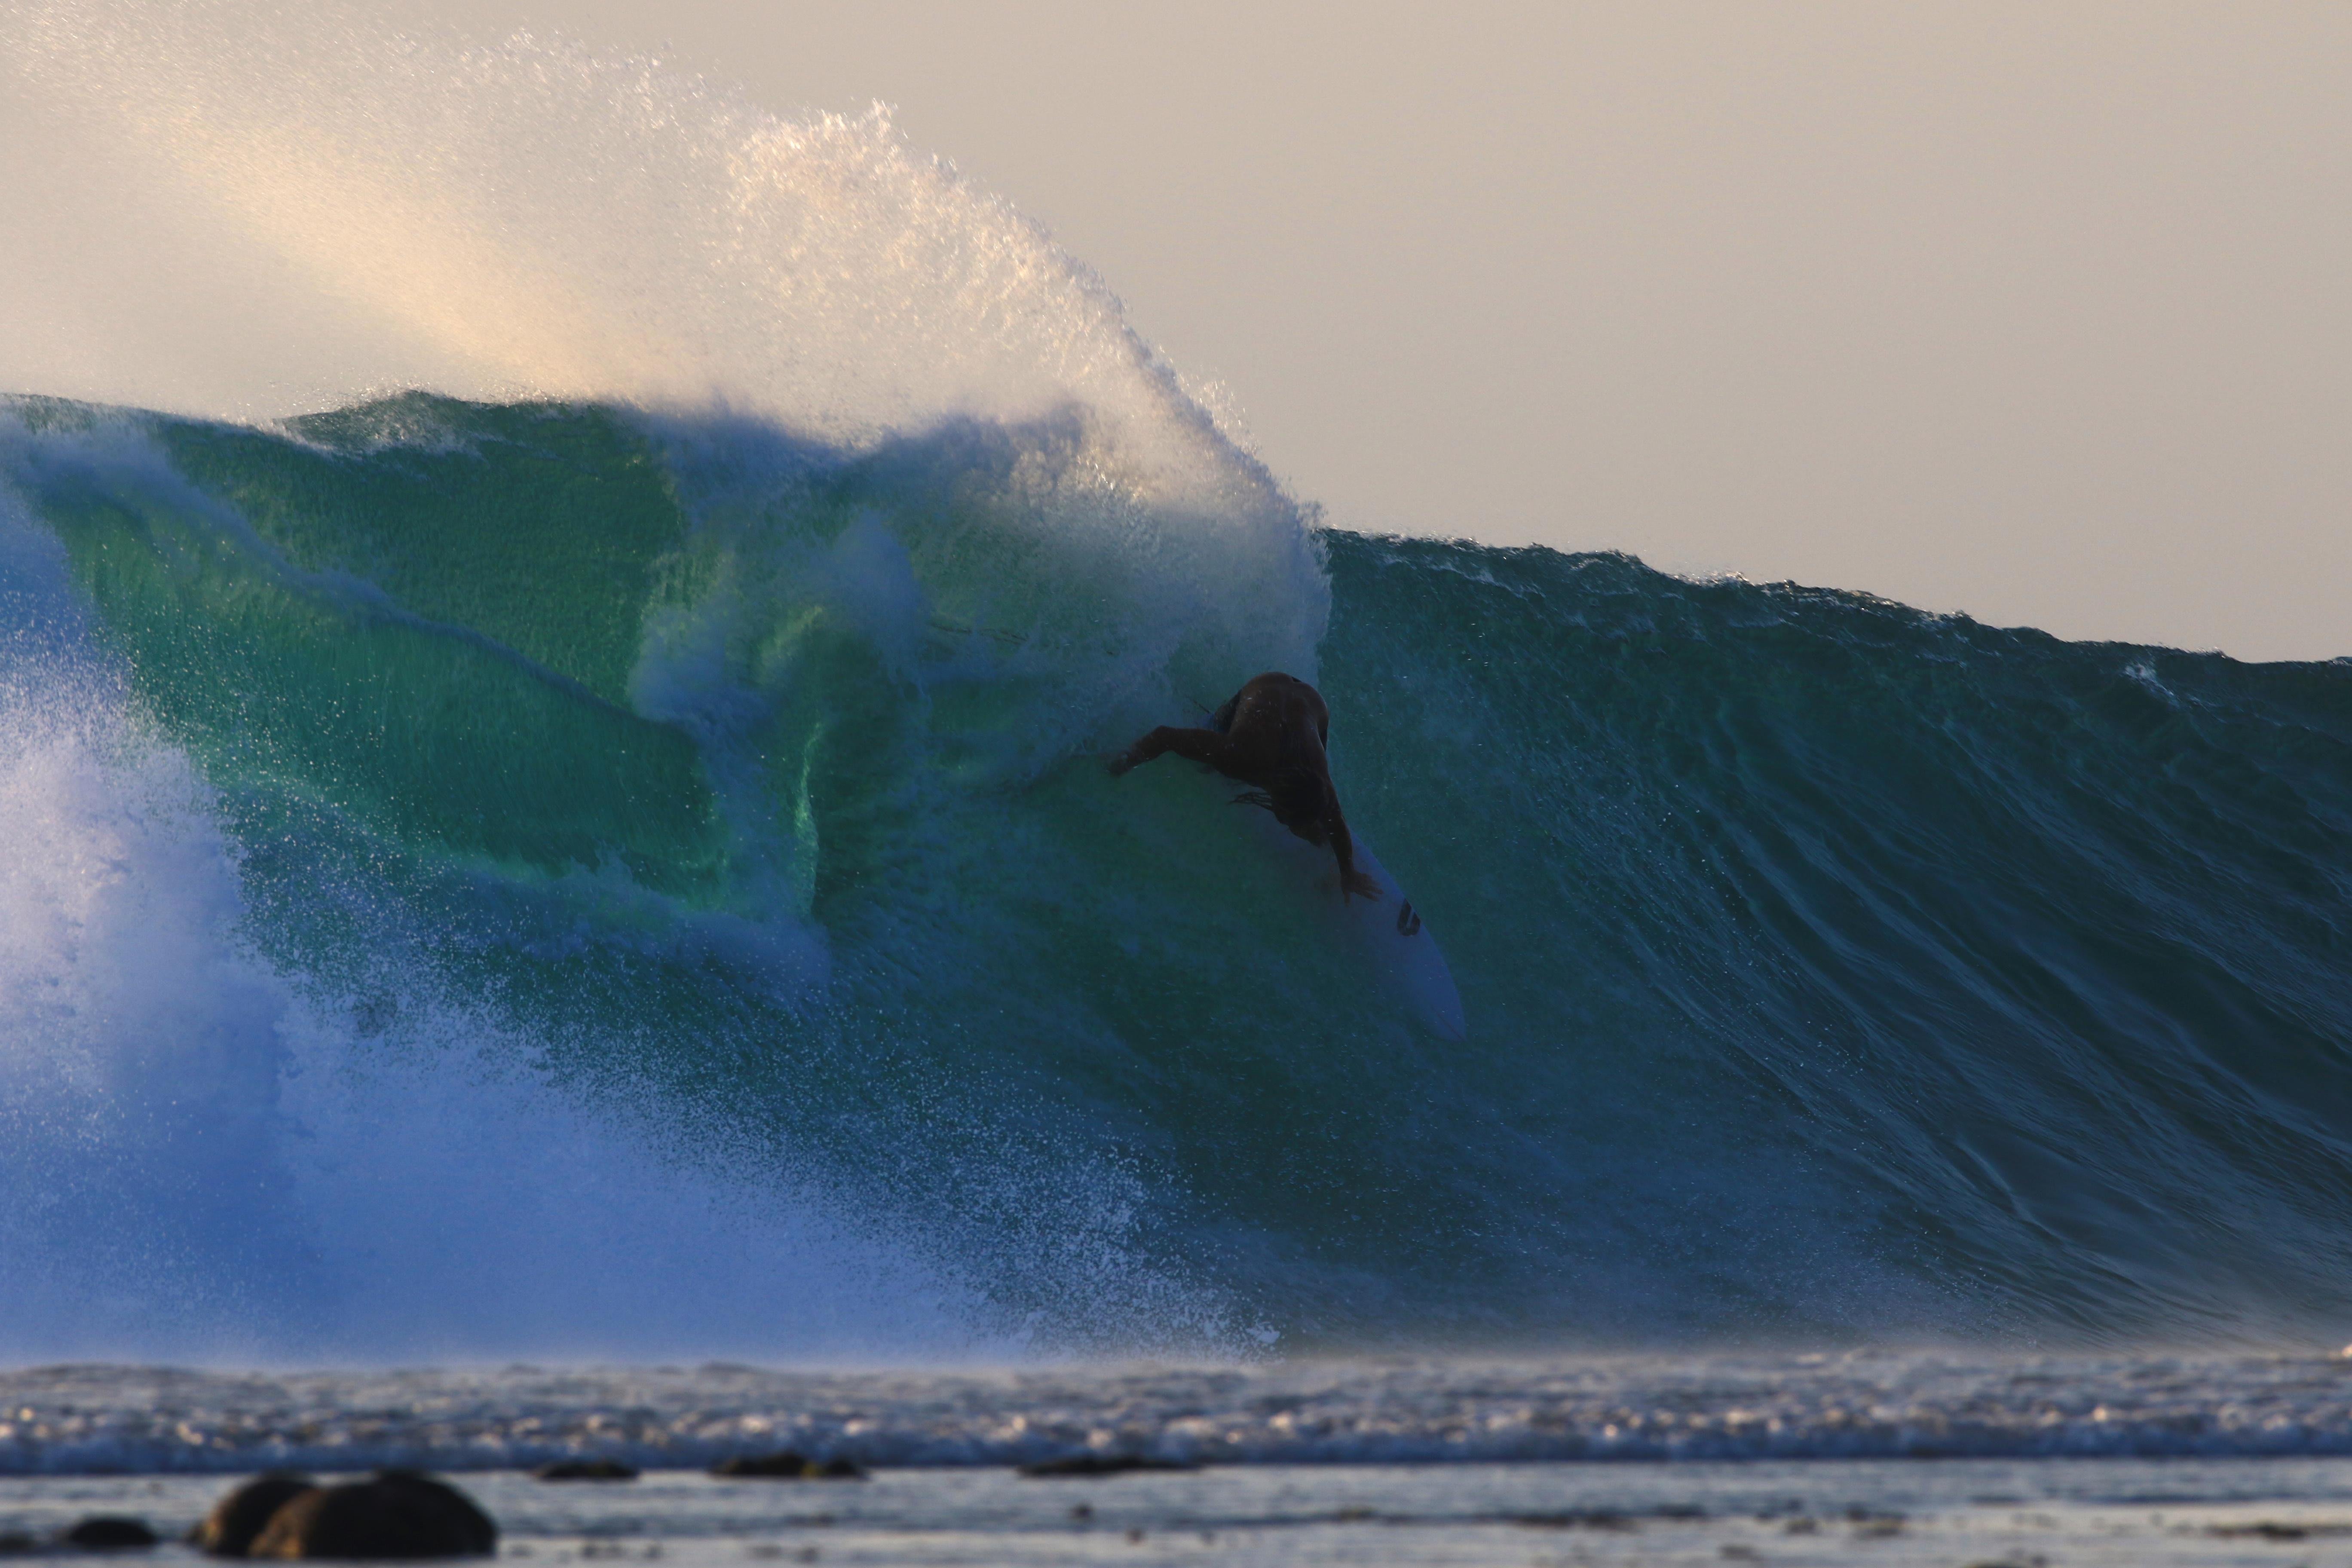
12,1354,2352,1472
6,1359,2352,1564
13,1451,2352,1566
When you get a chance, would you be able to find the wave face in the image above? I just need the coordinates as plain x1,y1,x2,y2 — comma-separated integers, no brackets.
3,392,2349,1358
3,12,2350,1361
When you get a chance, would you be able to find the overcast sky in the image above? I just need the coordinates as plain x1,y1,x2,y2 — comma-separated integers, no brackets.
24,3,2352,659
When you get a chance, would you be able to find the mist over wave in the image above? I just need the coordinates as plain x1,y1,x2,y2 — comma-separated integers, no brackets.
1,6,2349,1362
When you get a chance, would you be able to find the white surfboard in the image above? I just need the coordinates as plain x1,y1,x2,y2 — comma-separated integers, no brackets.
1230,801,1468,1041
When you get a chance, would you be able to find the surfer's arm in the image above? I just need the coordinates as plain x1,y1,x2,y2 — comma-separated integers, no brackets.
1108,725,1241,776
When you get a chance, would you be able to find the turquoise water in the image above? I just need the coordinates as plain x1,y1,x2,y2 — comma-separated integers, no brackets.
3,392,2348,1358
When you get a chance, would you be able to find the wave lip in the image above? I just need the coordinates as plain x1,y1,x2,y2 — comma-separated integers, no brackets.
6,1354,2352,1473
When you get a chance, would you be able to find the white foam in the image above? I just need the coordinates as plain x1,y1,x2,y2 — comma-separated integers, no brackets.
0,680,1004,1360
1,0,1331,740
0,493,1001,1362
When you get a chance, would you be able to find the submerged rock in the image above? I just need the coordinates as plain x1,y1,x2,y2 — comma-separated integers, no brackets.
245,1471,495,1559
1017,1455,1200,1479
61,1518,158,1550
710,1452,806,1477
710,1453,866,1480
194,1476,318,1557
530,1461,640,1482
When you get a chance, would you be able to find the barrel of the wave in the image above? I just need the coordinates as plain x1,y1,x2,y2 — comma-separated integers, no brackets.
1206,723,1467,1041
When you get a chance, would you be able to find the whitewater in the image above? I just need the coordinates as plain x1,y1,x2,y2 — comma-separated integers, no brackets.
4,12,2352,1537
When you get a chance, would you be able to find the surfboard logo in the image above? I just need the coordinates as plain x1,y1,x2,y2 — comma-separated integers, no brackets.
1396,901,1422,938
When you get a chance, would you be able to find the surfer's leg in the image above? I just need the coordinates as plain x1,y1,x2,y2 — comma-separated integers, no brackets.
1107,725,1246,777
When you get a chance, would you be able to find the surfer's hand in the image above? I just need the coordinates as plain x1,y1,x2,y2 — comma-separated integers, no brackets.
1342,869,1381,901
1105,749,1139,776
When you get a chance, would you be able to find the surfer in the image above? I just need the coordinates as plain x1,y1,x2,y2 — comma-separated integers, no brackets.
1109,671,1382,901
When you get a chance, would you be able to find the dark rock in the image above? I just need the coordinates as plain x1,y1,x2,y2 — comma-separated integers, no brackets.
0,1534,37,1555
1841,1507,1907,1541
195,1475,318,1556
710,1454,865,1480
1508,1510,1636,1532
246,1471,496,1559
2208,1521,2352,1540
1017,1455,1199,1479
62,1518,159,1550
531,1461,640,1482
